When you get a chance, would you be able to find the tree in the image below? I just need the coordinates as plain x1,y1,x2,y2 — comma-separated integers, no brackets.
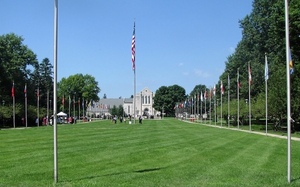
58,74,100,115
153,85,186,116
218,0,300,120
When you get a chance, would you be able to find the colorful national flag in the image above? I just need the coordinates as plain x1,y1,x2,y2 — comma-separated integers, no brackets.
131,22,136,71
11,82,15,97
248,63,252,84
220,81,224,95
24,84,27,98
200,91,203,101
213,85,216,96
289,48,294,74
265,54,269,80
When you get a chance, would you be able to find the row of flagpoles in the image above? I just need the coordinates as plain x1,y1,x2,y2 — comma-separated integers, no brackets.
50,0,293,184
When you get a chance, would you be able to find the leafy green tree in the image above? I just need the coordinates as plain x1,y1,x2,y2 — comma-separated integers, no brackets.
218,0,300,121
153,85,186,116
58,74,100,115
0,33,39,125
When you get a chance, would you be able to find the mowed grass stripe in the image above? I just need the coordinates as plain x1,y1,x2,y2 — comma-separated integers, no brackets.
1,119,300,186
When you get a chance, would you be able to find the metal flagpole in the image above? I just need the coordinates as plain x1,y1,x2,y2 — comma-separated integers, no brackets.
53,0,58,183
12,82,15,128
132,22,136,124
237,69,240,129
265,53,268,135
220,81,223,127
285,0,291,183
25,84,28,128
37,87,40,127
205,90,207,123
248,61,252,131
210,89,212,125
228,74,230,128
200,91,203,123
214,86,216,125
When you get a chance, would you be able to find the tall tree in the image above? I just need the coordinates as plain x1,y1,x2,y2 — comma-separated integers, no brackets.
58,74,100,114
153,85,186,116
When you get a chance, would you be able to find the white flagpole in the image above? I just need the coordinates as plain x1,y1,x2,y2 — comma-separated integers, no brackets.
12,82,15,128
237,69,240,129
37,87,40,127
201,91,203,123
210,90,212,125
265,53,268,135
228,74,230,128
285,0,291,183
25,84,28,128
205,90,207,123
248,62,252,131
53,0,58,183
132,22,136,124
220,82,223,127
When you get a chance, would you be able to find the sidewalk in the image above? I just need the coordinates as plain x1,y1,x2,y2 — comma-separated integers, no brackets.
183,119,300,142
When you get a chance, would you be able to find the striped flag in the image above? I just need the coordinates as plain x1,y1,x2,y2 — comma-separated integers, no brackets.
131,22,136,71
11,82,15,97
289,48,294,74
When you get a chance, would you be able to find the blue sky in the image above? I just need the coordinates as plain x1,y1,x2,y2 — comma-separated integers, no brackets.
1,0,253,99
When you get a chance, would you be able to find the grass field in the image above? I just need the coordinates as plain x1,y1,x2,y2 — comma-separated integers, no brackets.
1,118,300,187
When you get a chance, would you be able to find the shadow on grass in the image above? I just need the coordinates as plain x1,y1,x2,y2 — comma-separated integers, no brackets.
63,167,166,183
292,176,300,183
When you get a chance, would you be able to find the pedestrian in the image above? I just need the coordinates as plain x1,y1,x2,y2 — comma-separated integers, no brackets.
139,116,142,124
35,117,39,126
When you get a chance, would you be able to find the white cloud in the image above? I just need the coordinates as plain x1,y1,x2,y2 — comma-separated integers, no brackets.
194,69,210,78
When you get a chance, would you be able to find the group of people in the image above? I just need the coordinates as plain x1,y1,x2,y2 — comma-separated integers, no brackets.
112,115,143,124
34,116,77,126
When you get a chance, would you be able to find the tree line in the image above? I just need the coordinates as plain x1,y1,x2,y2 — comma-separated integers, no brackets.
0,33,100,127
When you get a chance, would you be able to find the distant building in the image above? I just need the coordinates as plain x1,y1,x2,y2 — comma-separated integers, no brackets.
87,87,157,118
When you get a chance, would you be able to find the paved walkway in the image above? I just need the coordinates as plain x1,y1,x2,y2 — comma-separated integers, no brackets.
183,119,300,142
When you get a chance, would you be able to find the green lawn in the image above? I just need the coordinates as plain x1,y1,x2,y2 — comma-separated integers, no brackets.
1,118,300,187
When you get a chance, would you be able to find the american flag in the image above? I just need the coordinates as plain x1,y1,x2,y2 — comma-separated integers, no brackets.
131,22,136,71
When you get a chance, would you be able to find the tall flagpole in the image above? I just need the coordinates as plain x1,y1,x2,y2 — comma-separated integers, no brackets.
209,88,212,125
220,81,223,127
228,74,230,127
12,82,15,128
248,62,252,131
25,83,28,128
132,22,136,124
200,91,203,123
53,0,58,183
285,0,291,183
37,87,40,127
204,90,207,123
265,53,268,135
237,69,240,129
